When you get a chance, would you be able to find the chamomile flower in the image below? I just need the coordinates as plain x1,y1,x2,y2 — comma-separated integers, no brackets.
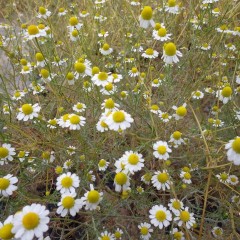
74,60,92,78
58,7,67,16
138,222,153,240
63,159,73,169
98,159,109,171
100,43,113,55
87,170,96,182
11,90,26,101
139,6,155,29
216,86,232,104
212,226,223,238
68,16,83,31
114,171,131,192
165,0,180,14
17,103,41,121
212,119,224,128
114,228,123,239
66,114,86,130
42,151,55,163
131,43,143,52
119,151,144,174
171,228,185,240
98,230,115,240
37,6,51,19
180,171,192,184
0,174,18,197
141,173,152,185
0,143,16,165
200,43,211,51
231,195,240,205
149,205,172,229
47,118,57,129
153,27,172,41
79,10,90,18
70,29,80,41
192,90,204,99
92,71,113,87
225,136,240,165
73,102,86,113
151,170,172,191
101,98,120,112
56,172,80,194
96,114,109,132
162,42,182,64
153,141,172,160
0,215,15,240
159,112,172,122
128,67,140,77
112,73,123,83
168,198,184,214
172,103,187,120
142,48,159,59
25,24,44,40
105,110,134,131
12,203,50,240
169,131,185,148
174,207,196,229
216,172,229,184
17,150,29,162
227,175,239,185
67,146,76,155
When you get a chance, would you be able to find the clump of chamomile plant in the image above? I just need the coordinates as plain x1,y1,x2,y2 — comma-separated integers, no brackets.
0,0,239,239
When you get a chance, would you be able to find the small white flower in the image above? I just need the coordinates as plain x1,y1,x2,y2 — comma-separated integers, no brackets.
174,207,196,229
153,141,172,160
168,198,184,215
225,137,240,165
114,171,131,192
212,226,223,238
139,6,155,29
151,170,172,191
138,222,153,240
227,175,239,185
56,172,80,194
98,159,109,171
17,103,41,121
98,230,115,240
0,174,18,197
66,114,86,130
162,42,182,64
0,143,16,165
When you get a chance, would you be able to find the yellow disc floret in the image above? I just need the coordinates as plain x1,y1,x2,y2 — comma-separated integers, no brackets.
157,146,167,155
0,147,9,159
176,106,187,117
69,115,80,124
180,211,190,222
0,178,10,190
128,154,139,165
173,131,182,140
145,48,154,55
87,190,100,203
22,104,33,115
164,42,177,56
221,86,232,97
232,137,240,154
22,212,40,230
61,176,73,188
158,28,167,37
62,196,75,209
98,72,108,81
27,25,39,35
155,210,166,221
69,17,78,26
157,172,169,183
112,111,125,123
115,172,127,185
140,226,149,235
0,223,14,240
141,6,153,20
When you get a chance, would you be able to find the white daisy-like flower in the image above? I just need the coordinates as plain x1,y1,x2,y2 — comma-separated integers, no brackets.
114,227,123,239
153,141,172,160
24,25,45,40
81,184,103,210
92,71,113,87
63,159,73,169
231,195,240,204
165,0,180,14
17,103,41,121
227,175,239,185
212,119,224,128
58,7,67,16
225,136,240,165
180,170,192,184
159,112,172,122
171,227,185,240
119,151,144,174
151,170,172,191
66,146,76,156
192,90,204,99
79,10,90,18
141,173,152,185
87,170,96,182
128,67,140,77
37,7,51,19
72,102,86,113
216,172,229,184
211,226,223,238
98,159,109,171
11,90,26,101
169,131,185,148
153,27,172,41
57,114,70,128
12,203,50,240
234,110,240,121
105,110,134,131
96,113,109,132
200,43,211,50
174,207,196,229
100,43,113,55
172,103,187,120
0,215,15,240
202,0,219,4
130,0,140,6
56,172,80,194
114,171,131,192
66,114,86,130
0,143,16,165
98,30,109,38
149,205,172,229
216,86,232,104
142,48,159,59
0,174,18,197
47,118,57,129
168,198,184,215
57,192,84,217
139,6,155,29
68,16,83,31
138,222,153,240
112,73,123,83
101,98,120,112
162,42,182,64
69,29,80,41
100,82,118,95
74,60,92,79
18,150,29,162
98,230,115,240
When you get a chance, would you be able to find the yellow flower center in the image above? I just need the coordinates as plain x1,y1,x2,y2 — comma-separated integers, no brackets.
161,113,169,119
157,146,167,155
184,172,191,180
99,159,106,167
131,67,138,73
164,42,177,56
98,72,108,81
87,190,100,203
143,173,152,182
20,59,27,65
39,6,46,14
71,30,78,37
42,151,50,160
22,212,40,230
154,22,161,30
100,121,108,128
69,17,78,26
173,131,181,140
102,43,110,51
220,24,228,30
101,236,110,240
41,69,49,78
75,62,86,73
0,178,10,190
22,104,33,115
153,79,159,84
62,114,69,122
151,105,159,110
62,196,75,209
76,103,83,109
157,172,169,183
145,48,154,55
172,200,181,209
221,86,232,97
128,154,139,165
141,6,153,20
140,226,149,235
18,151,25,158
69,115,80,124
0,223,14,240
105,83,113,91
59,8,65,13
195,91,201,97
168,0,176,7
174,232,182,240
115,172,127,185
220,173,228,181
213,8,219,13
27,25,39,35
105,98,115,109
232,137,240,154
182,166,190,172
155,210,166,222
92,66,100,75
112,111,125,123
55,166,63,174
61,176,73,188
180,211,190,222
115,231,121,238
67,72,74,80
0,147,9,158
176,106,187,117
158,28,167,37
38,24,45,30
35,53,44,61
